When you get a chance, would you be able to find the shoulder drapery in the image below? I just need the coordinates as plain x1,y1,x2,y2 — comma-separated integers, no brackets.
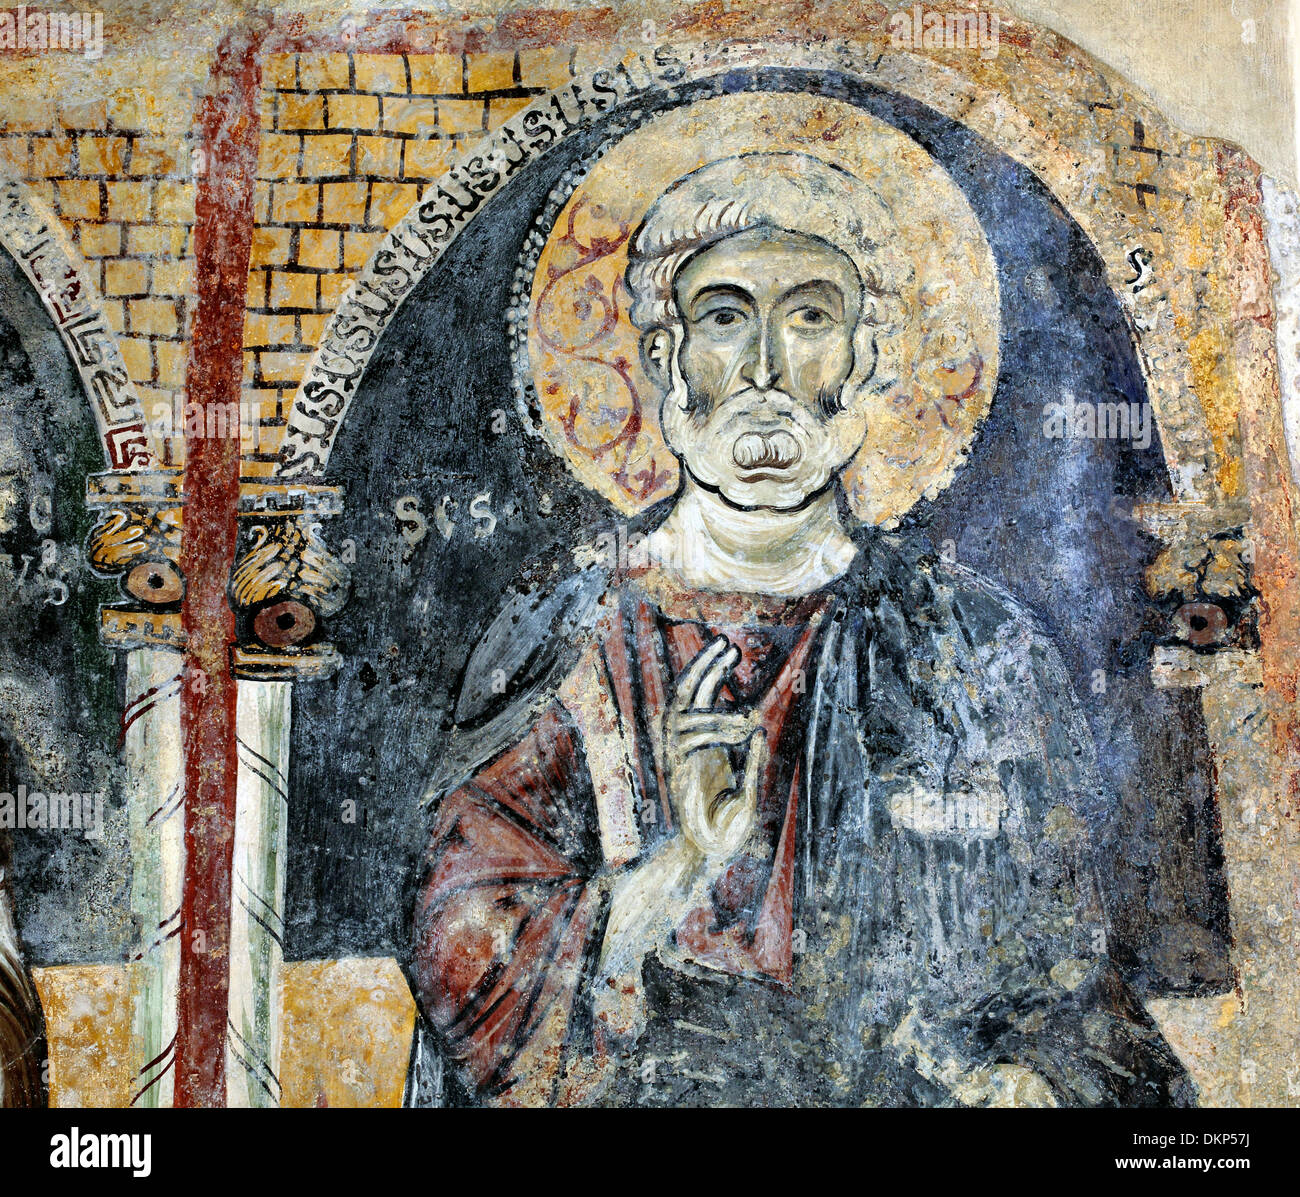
795,534,1194,1106
411,701,612,1104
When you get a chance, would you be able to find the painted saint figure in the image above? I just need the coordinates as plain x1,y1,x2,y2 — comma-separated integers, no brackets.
405,154,1193,1107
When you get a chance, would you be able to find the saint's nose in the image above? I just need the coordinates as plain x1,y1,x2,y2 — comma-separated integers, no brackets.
738,314,787,391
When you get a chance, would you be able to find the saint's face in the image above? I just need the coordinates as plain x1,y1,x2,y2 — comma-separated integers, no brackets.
663,226,870,511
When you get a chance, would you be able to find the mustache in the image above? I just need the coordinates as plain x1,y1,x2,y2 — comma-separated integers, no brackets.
683,378,848,420
732,429,802,470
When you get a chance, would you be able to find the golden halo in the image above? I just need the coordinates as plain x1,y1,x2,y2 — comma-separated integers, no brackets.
519,92,1000,526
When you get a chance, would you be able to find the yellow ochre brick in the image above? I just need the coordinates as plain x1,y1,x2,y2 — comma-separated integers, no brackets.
488,96,533,127
437,99,487,136
241,382,281,413
297,313,328,345
272,182,319,224
247,269,269,308
263,54,299,91
299,134,354,179
77,136,128,176
298,52,351,92
408,53,462,96
343,231,381,269
367,182,419,230
518,46,572,91
135,385,177,423
354,54,407,95
253,181,271,223
154,180,194,224
318,273,354,309
155,341,188,388
108,90,168,135
103,259,149,297
327,94,380,131
100,299,124,334
129,298,180,338
258,351,313,384
0,136,28,177
244,312,298,348
79,222,121,258
250,226,292,267
466,51,515,94
381,98,439,137
28,136,73,177
151,259,193,298
129,138,187,178
105,181,149,222
119,338,153,383
278,94,325,132
402,139,452,180
257,132,300,180
298,228,341,270
321,181,368,225
269,270,317,310
356,135,401,178
56,179,101,220
127,225,186,257
57,98,106,131
3,99,55,134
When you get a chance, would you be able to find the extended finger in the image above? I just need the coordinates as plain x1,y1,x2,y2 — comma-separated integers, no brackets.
739,728,769,802
672,636,731,711
678,725,755,755
690,642,739,709
674,711,752,736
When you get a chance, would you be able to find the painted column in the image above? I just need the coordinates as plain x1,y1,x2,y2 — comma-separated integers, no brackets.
88,470,187,1107
225,482,346,1108
122,647,185,1108
226,679,290,1108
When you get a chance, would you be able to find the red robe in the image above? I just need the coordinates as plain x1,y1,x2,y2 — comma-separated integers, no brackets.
412,574,827,1105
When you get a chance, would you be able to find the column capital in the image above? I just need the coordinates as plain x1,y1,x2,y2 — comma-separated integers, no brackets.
230,482,350,680
86,469,186,652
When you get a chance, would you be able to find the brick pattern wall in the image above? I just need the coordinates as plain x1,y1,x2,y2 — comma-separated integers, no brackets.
0,92,196,465
241,46,575,474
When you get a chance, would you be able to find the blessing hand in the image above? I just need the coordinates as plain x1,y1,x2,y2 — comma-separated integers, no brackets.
663,636,768,864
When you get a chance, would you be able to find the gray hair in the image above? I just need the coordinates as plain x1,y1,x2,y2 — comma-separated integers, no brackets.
625,152,909,335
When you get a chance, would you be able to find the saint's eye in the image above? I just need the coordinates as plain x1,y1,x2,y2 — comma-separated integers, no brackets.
791,306,832,328
701,308,744,329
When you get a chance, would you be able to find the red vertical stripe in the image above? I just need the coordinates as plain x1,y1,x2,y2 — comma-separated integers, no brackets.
176,27,262,1108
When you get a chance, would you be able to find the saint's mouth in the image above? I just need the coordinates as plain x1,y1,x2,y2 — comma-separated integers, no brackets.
731,429,801,475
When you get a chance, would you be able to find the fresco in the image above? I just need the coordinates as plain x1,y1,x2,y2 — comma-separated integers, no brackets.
0,2,1297,1112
